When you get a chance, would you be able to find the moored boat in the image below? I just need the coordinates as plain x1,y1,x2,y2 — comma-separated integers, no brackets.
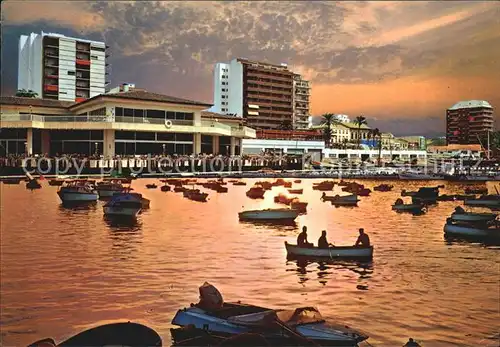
450,207,497,223
48,179,65,186
57,181,99,203
26,179,41,189
171,283,369,346
444,221,499,238
1,177,22,184
464,195,500,208
290,200,308,213
239,208,299,221
285,242,373,259
161,184,171,192
232,181,247,186
274,193,294,205
374,184,393,192
321,193,359,206
464,186,488,195
312,181,335,191
103,193,142,217
392,199,425,213
246,186,266,199
287,188,303,194
146,183,158,189
96,180,125,198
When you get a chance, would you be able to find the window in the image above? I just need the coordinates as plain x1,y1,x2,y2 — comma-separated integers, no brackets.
67,71,75,76
222,82,227,85
123,108,134,117
91,46,106,52
221,95,226,99
134,109,144,118
115,107,123,117
91,55,98,59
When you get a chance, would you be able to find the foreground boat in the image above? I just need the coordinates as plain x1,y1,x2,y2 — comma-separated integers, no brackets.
57,181,98,203
464,195,500,209
171,284,368,346
285,242,373,259
392,199,425,213
28,322,162,346
96,180,125,198
239,208,299,221
103,193,142,217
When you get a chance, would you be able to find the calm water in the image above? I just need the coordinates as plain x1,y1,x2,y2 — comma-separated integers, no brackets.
1,179,499,346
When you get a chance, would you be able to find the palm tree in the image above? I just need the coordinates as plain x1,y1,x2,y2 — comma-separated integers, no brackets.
371,128,382,166
367,130,373,149
353,115,368,148
320,113,336,148
15,89,38,98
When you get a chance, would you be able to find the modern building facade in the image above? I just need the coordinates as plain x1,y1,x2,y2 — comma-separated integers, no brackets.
0,89,256,157
211,58,310,130
446,100,494,145
18,31,107,102
292,74,310,129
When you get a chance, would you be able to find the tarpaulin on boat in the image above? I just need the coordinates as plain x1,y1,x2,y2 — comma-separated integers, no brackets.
275,307,324,327
198,282,224,310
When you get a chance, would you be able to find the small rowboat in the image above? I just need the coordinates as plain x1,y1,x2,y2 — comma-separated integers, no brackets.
464,195,500,208
146,183,157,189
322,194,359,206
48,179,65,186
392,203,425,213
160,185,171,192
374,184,393,192
232,181,247,186
287,188,303,194
285,242,373,259
444,222,500,238
239,208,299,221
1,178,22,184
450,211,497,223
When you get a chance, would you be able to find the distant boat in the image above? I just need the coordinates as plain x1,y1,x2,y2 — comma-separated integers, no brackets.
146,183,157,189
246,186,266,199
450,211,497,223
103,193,142,217
26,179,41,190
48,179,65,186
239,208,299,221
287,188,303,194
399,172,443,180
374,184,393,192
1,177,22,185
392,199,426,213
285,242,373,259
464,195,500,208
96,180,125,198
444,222,499,238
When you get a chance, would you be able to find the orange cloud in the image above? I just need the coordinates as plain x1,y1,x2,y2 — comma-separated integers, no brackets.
311,75,499,119
2,1,105,31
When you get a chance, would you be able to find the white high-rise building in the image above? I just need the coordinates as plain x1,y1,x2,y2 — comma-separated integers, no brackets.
18,31,107,102
210,58,310,130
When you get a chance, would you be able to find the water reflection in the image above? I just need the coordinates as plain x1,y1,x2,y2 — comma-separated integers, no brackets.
239,220,298,230
104,215,142,231
59,201,98,211
287,256,374,287
444,234,500,248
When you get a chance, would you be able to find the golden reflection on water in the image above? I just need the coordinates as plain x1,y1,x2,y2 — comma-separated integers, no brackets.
1,179,499,346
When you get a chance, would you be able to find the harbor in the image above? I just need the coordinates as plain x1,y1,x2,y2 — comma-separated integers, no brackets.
1,178,499,346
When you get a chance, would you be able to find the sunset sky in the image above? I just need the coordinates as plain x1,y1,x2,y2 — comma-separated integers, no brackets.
1,1,499,135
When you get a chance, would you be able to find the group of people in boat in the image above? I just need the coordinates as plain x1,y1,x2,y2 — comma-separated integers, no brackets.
296,226,370,248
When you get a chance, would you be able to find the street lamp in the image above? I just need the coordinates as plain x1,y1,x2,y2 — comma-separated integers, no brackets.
94,142,98,156
162,143,166,156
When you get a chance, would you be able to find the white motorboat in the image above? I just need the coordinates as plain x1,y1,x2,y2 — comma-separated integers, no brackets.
96,180,125,198
464,195,500,208
322,193,359,206
238,208,299,221
450,211,498,223
285,242,373,259
444,222,499,238
57,181,98,203
171,301,368,346
103,193,142,217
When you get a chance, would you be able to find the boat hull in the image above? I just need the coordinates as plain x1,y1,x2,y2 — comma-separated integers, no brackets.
285,242,373,259
58,191,99,202
103,206,140,217
444,223,499,237
464,199,500,208
239,209,299,221
450,212,497,222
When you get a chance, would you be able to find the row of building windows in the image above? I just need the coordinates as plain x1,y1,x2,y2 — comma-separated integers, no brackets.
115,131,193,142
114,107,194,121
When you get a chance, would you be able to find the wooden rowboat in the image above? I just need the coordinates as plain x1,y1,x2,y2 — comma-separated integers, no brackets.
285,242,373,259
239,208,299,221
287,188,303,194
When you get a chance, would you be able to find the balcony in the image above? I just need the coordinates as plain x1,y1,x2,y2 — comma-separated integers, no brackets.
76,59,91,66
44,84,58,92
0,114,256,138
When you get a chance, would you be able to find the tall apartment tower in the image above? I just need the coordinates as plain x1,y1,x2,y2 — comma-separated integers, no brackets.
446,100,494,145
292,74,310,129
18,31,107,102
211,58,310,130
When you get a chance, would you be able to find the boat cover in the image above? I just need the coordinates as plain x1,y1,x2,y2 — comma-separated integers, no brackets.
198,282,224,310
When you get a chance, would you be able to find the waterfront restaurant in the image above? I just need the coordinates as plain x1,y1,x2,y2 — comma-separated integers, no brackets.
0,90,256,157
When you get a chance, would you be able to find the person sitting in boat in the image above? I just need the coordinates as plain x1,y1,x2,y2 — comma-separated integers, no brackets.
395,198,403,205
297,226,313,248
318,230,334,248
454,206,465,214
354,228,370,247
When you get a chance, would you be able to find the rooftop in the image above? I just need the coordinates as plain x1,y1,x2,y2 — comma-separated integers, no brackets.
428,144,483,152
448,100,492,110
201,111,244,122
74,90,212,108
0,96,74,108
